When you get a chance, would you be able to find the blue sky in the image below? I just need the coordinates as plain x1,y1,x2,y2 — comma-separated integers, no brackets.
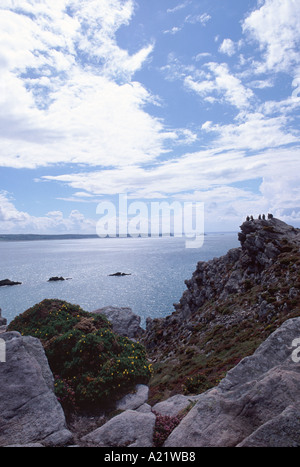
0,0,300,234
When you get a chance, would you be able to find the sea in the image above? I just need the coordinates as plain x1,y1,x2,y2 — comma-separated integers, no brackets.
0,233,240,327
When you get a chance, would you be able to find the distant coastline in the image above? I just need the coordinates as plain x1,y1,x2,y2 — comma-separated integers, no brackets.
0,232,236,242
0,234,99,242
0,233,198,242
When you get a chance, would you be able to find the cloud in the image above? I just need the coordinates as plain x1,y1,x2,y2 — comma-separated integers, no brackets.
164,26,182,35
41,144,299,198
167,2,191,14
164,9,210,35
41,143,300,228
0,71,171,168
0,192,96,233
184,13,211,26
219,38,236,56
0,0,168,170
243,0,300,74
184,62,254,110
201,112,299,151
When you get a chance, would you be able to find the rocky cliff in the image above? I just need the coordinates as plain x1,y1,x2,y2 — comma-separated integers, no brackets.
142,217,300,403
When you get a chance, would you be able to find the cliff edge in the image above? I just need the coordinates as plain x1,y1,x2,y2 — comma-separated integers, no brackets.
143,217,300,403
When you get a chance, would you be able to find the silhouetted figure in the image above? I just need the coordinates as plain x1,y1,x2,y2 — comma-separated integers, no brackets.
268,213,273,219
250,215,254,221
246,216,250,221
258,214,261,220
262,214,266,220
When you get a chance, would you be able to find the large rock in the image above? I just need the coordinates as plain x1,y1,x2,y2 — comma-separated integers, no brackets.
116,384,149,411
92,306,144,339
152,394,201,418
165,317,300,447
237,405,300,447
81,410,156,447
0,332,73,447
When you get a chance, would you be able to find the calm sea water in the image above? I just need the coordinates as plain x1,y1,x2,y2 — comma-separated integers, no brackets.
0,233,240,327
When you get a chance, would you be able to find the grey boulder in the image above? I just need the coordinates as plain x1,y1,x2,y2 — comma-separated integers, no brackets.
92,306,144,339
152,394,201,418
165,317,300,447
116,384,149,411
81,410,156,447
0,332,73,447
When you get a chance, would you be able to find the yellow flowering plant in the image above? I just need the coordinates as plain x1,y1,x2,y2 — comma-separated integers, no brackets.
8,299,151,413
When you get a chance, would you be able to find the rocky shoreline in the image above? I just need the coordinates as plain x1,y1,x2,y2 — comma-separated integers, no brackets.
1,217,300,447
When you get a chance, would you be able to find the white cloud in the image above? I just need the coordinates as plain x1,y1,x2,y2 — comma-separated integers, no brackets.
201,112,298,151
185,13,211,26
219,38,236,56
184,62,254,110
0,192,95,233
243,0,300,74
164,11,210,35
41,144,300,228
40,145,291,199
248,78,274,89
259,95,300,116
167,2,191,14
164,26,182,35
0,0,169,170
0,70,170,168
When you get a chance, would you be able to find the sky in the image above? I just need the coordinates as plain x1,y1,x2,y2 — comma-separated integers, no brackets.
0,0,300,234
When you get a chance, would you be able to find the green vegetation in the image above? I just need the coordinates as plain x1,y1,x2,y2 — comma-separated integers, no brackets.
8,299,151,413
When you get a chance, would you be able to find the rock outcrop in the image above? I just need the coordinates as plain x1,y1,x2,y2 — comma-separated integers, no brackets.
142,217,300,402
175,217,300,320
108,272,131,276
48,276,65,282
0,332,73,447
0,279,22,287
92,306,144,339
164,317,300,447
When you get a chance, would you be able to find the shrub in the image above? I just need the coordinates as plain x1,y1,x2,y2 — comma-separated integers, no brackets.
8,299,151,413
153,412,182,447
183,373,213,394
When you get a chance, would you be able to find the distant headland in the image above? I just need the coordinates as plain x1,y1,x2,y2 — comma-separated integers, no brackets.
0,234,99,242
